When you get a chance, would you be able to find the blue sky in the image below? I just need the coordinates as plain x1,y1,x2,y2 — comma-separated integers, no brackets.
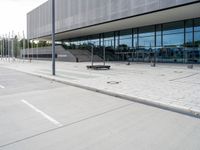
0,0,47,37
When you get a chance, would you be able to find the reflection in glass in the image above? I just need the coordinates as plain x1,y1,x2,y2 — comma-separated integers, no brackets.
133,29,138,48
62,18,200,63
194,18,200,32
104,32,114,48
139,26,155,49
119,29,132,51
103,32,116,61
162,21,184,63
163,21,184,34
88,35,100,47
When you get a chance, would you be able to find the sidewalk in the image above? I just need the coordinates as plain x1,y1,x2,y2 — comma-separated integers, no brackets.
1,59,200,117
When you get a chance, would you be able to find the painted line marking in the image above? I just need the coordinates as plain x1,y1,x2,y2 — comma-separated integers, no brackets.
0,85,5,89
21,100,63,127
170,73,199,81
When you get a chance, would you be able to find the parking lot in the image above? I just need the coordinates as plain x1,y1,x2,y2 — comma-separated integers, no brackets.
0,67,200,150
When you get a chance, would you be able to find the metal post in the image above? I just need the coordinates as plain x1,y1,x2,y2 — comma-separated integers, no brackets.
0,37,3,60
91,45,94,66
153,47,156,67
12,31,14,61
23,31,25,62
32,40,34,60
37,41,39,60
17,32,20,61
5,34,7,61
27,39,30,60
3,35,5,60
5,35,6,60
8,32,10,62
52,0,56,75
103,46,105,66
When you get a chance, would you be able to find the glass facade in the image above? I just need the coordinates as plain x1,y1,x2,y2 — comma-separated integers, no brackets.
160,21,184,62
64,18,200,63
119,29,133,49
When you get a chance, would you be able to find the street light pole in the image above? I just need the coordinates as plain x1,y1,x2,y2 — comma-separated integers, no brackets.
0,36,3,60
0,37,3,60
12,31,14,61
23,31,25,62
52,0,56,76
2,37,4,59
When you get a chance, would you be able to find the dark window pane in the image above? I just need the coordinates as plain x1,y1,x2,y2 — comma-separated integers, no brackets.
133,29,138,48
100,34,104,46
139,26,155,48
156,25,161,36
104,32,114,48
139,26,155,37
88,34,100,46
115,32,119,49
194,18,200,32
119,29,132,49
163,21,184,34
185,20,193,33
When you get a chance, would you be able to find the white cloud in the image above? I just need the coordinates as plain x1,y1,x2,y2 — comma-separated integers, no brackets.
0,0,47,37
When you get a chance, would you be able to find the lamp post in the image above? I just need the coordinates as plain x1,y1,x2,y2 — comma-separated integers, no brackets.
52,0,56,75
0,36,2,60
23,31,25,62
12,31,14,61
8,32,10,62
2,35,4,59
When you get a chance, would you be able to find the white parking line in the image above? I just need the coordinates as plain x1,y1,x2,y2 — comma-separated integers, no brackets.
21,100,63,127
0,85,5,89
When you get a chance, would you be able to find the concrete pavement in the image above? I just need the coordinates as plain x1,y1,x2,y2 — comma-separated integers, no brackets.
0,66,200,150
1,60,200,117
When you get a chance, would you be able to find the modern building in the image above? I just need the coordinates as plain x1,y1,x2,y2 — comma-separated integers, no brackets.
27,0,200,63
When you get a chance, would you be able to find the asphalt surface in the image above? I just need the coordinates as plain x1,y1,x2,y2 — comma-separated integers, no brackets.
0,67,200,150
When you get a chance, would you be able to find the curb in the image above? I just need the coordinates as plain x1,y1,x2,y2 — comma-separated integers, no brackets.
3,66,200,119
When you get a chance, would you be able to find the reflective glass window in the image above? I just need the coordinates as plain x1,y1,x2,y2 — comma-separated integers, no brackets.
119,29,132,50
100,34,104,47
88,34,100,47
104,32,115,48
185,32,193,47
139,26,155,49
185,20,193,32
115,31,119,49
194,18,200,48
133,29,138,48
162,21,184,62
156,25,162,47
163,21,184,47
185,20,193,48
163,34,184,47
194,32,200,47
163,21,184,34
194,18,200,32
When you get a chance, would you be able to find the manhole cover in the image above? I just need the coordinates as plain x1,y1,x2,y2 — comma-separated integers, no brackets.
174,71,183,74
107,81,120,84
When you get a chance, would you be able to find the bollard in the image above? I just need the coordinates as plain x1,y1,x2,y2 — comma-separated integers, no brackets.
151,61,156,67
187,64,193,69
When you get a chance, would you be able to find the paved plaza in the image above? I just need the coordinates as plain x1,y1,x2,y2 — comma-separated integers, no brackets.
0,66,200,150
1,59,200,117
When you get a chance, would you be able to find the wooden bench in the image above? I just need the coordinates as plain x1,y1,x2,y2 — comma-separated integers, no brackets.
86,65,111,70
